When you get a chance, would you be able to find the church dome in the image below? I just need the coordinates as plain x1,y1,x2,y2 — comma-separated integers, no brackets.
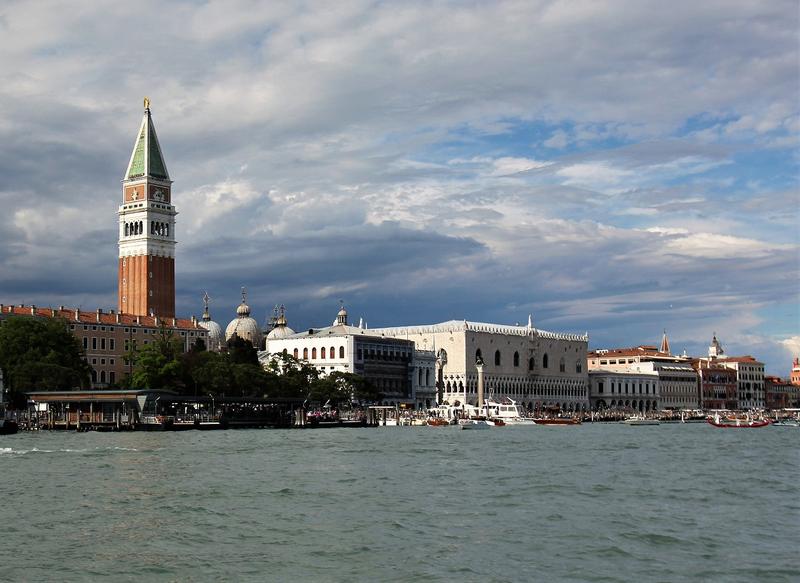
267,306,295,340
198,292,223,351
226,288,263,347
200,320,223,351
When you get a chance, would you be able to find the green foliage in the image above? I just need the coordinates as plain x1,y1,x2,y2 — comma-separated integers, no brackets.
226,335,258,365
128,324,186,391
0,316,91,404
310,371,382,406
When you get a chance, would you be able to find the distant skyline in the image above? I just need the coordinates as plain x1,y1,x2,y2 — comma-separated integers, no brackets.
0,1,797,375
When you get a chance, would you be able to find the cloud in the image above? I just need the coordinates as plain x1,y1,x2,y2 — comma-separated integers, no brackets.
0,0,796,376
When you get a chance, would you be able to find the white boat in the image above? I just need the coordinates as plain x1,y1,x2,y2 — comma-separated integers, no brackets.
458,418,494,430
484,399,537,426
621,416,661,426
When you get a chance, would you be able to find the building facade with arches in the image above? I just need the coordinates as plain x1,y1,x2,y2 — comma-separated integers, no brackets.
264,306,436,408
369,319,590,413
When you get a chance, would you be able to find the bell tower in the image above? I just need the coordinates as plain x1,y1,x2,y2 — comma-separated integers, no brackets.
118,98,176,318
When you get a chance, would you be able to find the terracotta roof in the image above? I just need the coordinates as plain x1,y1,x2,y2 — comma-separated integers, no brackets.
720,356,762,364
0,304,202,330
588,346,666,358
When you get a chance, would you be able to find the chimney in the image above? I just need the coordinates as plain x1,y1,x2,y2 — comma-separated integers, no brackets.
136,315,140,325
51,308,56,317
59,305,65,311
31,305,36,316
0,304,3,313
74,308,80,321
172,318,176,327
96,308,102,323
116,313,121,324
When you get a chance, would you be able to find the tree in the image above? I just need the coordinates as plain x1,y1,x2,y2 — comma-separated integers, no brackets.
0,316,91,406
311,371,382,407
128,324,185,391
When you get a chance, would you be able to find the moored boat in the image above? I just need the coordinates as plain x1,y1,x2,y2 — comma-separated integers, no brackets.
485,399,537,426
706,414,770,428
533,417,581,426
0,419,18,435
621,416,661,426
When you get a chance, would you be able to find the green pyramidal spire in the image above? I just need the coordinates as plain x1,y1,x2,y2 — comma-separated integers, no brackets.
124,98,170,181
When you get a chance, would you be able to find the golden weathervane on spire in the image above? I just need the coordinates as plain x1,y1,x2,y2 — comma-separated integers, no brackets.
143,96,150,110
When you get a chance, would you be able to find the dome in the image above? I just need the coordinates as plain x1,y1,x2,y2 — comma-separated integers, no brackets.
266,306,294,340
225,316,263,346
199,291,223,351
225,287,263,347
199,320,223,351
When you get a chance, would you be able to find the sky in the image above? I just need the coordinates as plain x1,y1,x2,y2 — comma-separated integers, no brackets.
0,0,798,375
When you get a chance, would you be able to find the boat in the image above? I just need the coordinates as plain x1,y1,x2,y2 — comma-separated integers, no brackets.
771,419,800,427
0,419,18,435
533,417,581,425
458,418,495,430
706,413,771,428
426,417,450,427
484,399,537,426
135,414,175,431
621,416,661,426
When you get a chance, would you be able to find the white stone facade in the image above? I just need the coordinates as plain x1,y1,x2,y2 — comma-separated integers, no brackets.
369,320,590,412
589,368,660,412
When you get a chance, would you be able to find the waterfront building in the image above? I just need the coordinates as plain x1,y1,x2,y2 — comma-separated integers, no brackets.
764,376,799,410
264,306,436,407
225,288,264,349
791,357,800,386
702,334,765,410
0,304,206,388
588,338,698,410
691,359,737,410
368,317,589,412
588,367,659,412
118,99,177,318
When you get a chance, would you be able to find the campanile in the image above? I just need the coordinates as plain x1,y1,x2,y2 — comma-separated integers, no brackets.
118,98,176,318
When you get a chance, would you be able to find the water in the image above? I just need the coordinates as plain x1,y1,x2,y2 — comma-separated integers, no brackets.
1,424,797,582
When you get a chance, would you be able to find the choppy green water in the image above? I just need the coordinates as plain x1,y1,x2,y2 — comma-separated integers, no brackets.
1,424,797,582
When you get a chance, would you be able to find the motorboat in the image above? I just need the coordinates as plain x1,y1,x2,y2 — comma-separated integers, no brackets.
771,419,799,427
458,418,494,430
484,399,537,426
621,416,661,426
533,417,581,426
0,419,18,435
706,413,771,428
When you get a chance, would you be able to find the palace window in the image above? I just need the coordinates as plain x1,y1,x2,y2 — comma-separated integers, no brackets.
543,354,549,369
312,347,317,359
529,357,535,371
513,352,520,367
339,346,345,359
559,358,565,373
321,347,326,359
303,348,308,360
293,348,299,359
494,350,501,366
